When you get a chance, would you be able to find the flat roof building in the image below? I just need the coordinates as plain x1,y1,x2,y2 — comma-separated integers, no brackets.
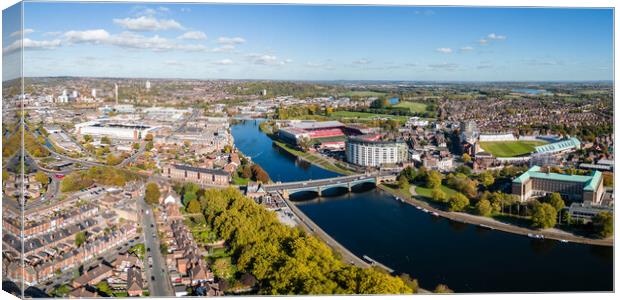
345,135,408,167
512,165,604,204
534,137,581,154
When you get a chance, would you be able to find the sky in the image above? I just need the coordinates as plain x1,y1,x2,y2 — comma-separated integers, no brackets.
2,2,614,81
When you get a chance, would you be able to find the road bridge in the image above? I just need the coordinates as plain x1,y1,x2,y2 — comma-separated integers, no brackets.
263,173,397,198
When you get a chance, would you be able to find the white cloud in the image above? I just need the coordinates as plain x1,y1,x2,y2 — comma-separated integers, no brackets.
435,47,453,54
61,29,207,52
44,31,62,36
158,7,170,12
3,38,62,55
460,46,474,52
10,28,34,37
164,60,183,66
64,29,110,43
306,61,325,67
487,33,506,40
478,39,488,45
247,53,288,65
177,31,207,40
353,59,371,65
212,45,236,52
217,36,246,45
180,8,191,12
214,59,234,65
113,16,184,31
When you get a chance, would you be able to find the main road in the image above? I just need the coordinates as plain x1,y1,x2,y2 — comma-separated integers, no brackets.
137,193,174,297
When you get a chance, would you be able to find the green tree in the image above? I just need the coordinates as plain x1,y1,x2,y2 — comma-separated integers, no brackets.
462,153,471,163
75,231,87,247
531,203,557,228
431,188,447,203
34,171,49,187
145,140,154,151
426,170,442,189
186,199,202,214
96,281,112,296
398,175,410,191
479,171,495,188
448,193,469,212
547,192,565,211
132,142,140,150
475,199,492,216
83,134,93,143
145,182,161,205
100,136,111,145
592,212,613,238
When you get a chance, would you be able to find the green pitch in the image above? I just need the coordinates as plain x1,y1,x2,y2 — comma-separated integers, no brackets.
479,140,548,157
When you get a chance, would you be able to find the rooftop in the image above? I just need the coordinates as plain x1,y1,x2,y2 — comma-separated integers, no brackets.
513,165,602,191
535,137,581,153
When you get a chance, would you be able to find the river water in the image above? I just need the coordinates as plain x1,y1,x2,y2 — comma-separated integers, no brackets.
231,119,613,293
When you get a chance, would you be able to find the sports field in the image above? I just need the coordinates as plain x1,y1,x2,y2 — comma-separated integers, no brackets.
330,111,410,122
393,101,427,113
479,140,548,157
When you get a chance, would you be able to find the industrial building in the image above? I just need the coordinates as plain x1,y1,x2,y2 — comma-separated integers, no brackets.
512,165,604,204
345,135,408,167
162,164,230,186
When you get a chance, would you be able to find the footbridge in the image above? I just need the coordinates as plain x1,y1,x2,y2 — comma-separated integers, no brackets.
263,172,397,198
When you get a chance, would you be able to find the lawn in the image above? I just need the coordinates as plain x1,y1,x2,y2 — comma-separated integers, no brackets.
415,185,458,199
330,111,410,122
393,101,427,113
479,140,548,157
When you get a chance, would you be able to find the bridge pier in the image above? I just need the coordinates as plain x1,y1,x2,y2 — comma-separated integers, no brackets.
347,182,352,192
317,186,322,197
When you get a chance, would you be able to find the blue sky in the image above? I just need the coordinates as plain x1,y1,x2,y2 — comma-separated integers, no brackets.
2,2,614,81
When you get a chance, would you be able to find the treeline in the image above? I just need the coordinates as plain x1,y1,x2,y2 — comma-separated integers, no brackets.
60,166,141,192
2,126,50,158
184,186,419,294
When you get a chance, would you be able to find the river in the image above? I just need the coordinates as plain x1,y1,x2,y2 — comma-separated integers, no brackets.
231,119,613,293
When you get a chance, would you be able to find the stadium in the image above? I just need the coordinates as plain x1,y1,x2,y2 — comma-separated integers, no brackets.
278,121,368,150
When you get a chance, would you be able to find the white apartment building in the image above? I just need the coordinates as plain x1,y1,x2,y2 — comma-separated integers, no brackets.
345,138,408,167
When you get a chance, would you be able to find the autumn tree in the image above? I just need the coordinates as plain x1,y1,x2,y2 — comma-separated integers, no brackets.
145,182,161,205
475,199,492,216
448,193,469,212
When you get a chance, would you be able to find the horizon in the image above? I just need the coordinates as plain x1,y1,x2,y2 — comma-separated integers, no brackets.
2,3,614,81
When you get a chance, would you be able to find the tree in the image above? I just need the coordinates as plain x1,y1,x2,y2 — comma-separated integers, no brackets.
433,284,453,293
145,141,154,151
462,153,471,163
75,231,87,247
426,170,442,189
400,167,417,182
145,182,161,205
186,199,202,214
132,142,140,150
34,171,49,187
448,193,469,212
298,136,313,152
592,212,613,238
251,164,270,183
398,175,410,190
531,203,557,228
431,188,447,203
475,199,492,216
547,192,565,211
144,133,153,141
100,136,111,145
240,165,252,179
479,171,495,188
83,134,93,143
96,281,112,296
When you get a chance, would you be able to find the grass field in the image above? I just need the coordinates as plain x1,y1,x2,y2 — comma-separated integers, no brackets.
393,101,427,113
415,185,458,199
479,140,548,157
330,111,410,122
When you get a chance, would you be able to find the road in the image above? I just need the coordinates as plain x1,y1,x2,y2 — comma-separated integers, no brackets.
137,195,174,297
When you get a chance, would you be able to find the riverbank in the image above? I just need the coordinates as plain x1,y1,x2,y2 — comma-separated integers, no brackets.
377,184,613,247
272,140,355,175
